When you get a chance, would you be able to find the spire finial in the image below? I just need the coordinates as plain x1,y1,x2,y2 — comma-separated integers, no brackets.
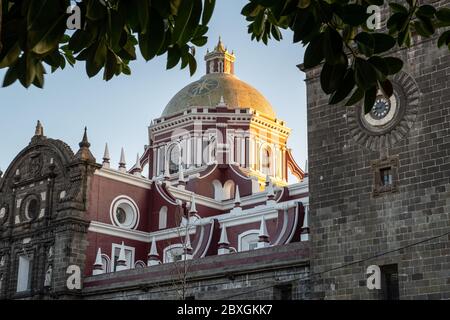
119,147,126,172
219,225,229,245
116,242,127,271
102,143,110,168
79,127,90,148
234,185,241,207
35,120,44,137
217,95,226,107
92,248,104,275
258,215,270,248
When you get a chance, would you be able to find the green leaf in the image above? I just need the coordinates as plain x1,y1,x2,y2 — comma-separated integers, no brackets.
173,0,202,45
329,69,355,105
416,5,436,18
167,46,181,69
320,62,347,95
137,0,149,33
139,9,166,60
372,33,396,54
368,56,389,78
2,64,19,87
337,4,368,26
384,57,403,75
323,28,343,65
188,52,197,76
355,58,377,90
202,0,216,25
438,31,450,48
104,49,117,81
379,79,394,98
0,43,20,68
364,86,377,114
303,34,324,69
29,14,67,55
345,87,365,106
355,32,374,56
436,8,450,23
389,3,408,15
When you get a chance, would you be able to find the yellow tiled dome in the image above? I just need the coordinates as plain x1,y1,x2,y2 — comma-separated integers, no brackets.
162,73,275,118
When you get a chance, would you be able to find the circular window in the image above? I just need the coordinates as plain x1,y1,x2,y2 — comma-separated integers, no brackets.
347,71,419,151
110,196,139,229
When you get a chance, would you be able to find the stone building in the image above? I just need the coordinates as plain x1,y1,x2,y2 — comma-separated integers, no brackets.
303,1,450,299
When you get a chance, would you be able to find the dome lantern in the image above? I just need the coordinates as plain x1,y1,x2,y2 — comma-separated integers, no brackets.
204,37,236,75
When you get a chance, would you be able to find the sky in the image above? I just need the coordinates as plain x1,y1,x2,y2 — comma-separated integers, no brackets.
0,0,308,182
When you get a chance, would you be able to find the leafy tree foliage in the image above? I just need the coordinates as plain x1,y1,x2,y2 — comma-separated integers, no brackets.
0,0,449,112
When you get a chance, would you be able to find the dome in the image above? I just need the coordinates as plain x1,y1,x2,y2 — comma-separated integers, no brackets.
161,73,276,118
161,38,275,118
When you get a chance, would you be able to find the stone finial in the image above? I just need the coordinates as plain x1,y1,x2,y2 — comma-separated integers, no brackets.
234,185,241,207
35,120,44,137
102,143,110,168
218,225,231,255
116,242,127,271
75,127,96,162
217,95,226,107
164,158,170,180
92,248,104,275
182,233,193,260
79,127,90,148
118,148,126,172
266,175,275,200
189,195,198,215
147,237,160,266
178,158,186,183
257,216,270,248
133,153,142,176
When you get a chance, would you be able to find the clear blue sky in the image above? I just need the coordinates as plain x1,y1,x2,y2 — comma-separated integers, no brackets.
0,0,307,182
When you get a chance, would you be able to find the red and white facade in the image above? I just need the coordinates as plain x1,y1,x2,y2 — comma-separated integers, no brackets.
84,40,309,277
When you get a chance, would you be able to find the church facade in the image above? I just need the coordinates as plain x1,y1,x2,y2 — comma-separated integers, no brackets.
0,40,310,300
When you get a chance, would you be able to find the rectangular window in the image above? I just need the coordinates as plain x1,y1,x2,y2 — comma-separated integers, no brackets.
380,167,393,186
380,264,399,300
16,255,32,292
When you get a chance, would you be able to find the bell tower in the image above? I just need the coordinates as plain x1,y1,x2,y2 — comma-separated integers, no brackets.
204,37,236,75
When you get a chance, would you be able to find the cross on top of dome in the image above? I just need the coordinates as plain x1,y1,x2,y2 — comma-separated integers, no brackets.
204,37,236,75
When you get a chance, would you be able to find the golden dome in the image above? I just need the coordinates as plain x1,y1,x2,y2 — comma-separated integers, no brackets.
162,73,276,118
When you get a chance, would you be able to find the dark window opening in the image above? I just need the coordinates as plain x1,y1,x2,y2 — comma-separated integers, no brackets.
380,264,399,300
273,284,292,300
380,167,393,186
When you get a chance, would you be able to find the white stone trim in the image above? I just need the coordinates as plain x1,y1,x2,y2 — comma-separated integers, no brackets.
95,168,151,189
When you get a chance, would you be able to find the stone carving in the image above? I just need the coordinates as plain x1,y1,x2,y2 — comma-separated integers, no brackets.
44,265,52,287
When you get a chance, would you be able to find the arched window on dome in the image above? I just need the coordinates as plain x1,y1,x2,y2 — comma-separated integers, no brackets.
167,143,181,174
223,180,235,200
218,61,224,73
212,180,223,201
261,145,272,176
